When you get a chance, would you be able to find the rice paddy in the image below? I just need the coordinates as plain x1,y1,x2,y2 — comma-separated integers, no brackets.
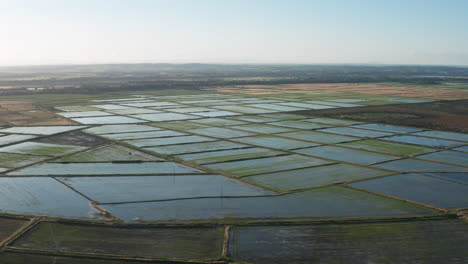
0,89,467,263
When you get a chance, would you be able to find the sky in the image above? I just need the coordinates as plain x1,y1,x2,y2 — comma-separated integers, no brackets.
0,0,467,66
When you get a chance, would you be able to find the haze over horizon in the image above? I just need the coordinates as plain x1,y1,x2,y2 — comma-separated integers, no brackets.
1,0,467,67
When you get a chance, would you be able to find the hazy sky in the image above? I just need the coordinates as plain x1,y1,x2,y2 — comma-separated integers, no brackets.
1,0,467,66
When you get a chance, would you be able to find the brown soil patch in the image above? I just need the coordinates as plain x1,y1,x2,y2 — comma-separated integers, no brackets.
0,217,28,241
293,99,468,133
0,101,75,126
34,131,109,147
210,83,468,100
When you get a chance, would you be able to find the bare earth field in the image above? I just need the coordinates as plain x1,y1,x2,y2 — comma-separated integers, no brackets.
0,101,76,126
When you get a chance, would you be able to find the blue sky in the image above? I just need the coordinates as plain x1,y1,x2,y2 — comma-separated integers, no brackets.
0,0,467,66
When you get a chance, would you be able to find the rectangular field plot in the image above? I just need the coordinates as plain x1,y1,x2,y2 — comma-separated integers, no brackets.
189,127,254,139
381,135,464,148
71,116,145,125
246,164,391,190
0,177,103,219
417,150,468,166
421,172,468,184
248,103,307,111
190,110,241,117
412,130,468,142
340,139,435,156
233,123,297,134
152,120,210,130
125,135,215,147
228,220,468,264
57,111,113,118
0,134,36,146
351,173,468,209
0,142,86,156
204,155,334,177
302,117,361,126
130,113,197,122
101,130,186,140
318,127,394,138
278,131,360,144
106,108,162,115
233,135,319,150
121,101,181,108
0,153,48,168
7,162,201,175
177,147,286,165
191,117,247,126
89,104,133,110
373,158,468,172
164,107,214,113
83,124,159,134
56,144,163,162
0,126,85,135
102,186,437,222
13,223,224,260
294,146,397,165
58,175,274,203
212,105,276,114
267,120,330,130
227,115,279,123
146,141,250,155
352,123,423,133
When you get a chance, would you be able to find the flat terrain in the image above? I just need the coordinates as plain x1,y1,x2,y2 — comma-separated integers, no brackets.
295,99,468,133
0,85,467,263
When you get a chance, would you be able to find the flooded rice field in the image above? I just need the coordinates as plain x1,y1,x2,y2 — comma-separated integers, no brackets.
0,90,467,263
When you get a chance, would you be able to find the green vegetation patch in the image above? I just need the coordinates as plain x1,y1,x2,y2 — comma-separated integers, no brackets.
151,120,211,130
13,223,224,260
0,152,48,168
341,139,435,156
279,131,360,144
55,144,163,162
246,164,391,190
